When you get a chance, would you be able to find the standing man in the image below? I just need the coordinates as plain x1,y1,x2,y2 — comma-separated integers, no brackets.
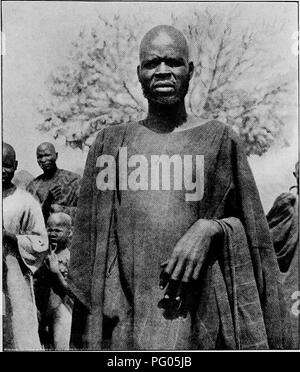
27,142,81,222
68,25,291,350
3,143,48,350
267,161,299,348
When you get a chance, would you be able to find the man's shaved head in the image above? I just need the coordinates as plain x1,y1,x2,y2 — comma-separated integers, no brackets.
36,142,58,174
3,142,16,163
138,25,193,108
37,142,56,155
139,25,190,62
2,143,18,187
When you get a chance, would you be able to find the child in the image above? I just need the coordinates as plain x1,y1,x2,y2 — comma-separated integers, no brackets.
35,212,73,350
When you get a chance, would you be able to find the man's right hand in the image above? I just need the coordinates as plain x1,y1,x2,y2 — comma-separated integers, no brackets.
3,230,17,244
42,185,63,219
3,230,18,256
49,185,63,201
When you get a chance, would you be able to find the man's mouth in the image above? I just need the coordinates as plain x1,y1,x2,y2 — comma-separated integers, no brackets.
153,82,175,93
42,163,51,168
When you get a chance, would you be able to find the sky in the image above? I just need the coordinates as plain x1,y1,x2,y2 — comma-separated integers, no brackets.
1,1,299,211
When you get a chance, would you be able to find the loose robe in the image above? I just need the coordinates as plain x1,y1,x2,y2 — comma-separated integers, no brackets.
3,187,48,350
68,120,291,350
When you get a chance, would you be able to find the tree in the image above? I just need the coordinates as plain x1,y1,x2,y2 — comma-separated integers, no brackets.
37,6,296,155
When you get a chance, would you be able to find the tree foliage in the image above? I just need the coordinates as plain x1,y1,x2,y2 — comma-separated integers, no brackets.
38,6,296,155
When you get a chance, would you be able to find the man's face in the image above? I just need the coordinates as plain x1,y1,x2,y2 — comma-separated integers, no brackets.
2,147,17,187
138,33,193,105
37,145,57,173
293,162,299,186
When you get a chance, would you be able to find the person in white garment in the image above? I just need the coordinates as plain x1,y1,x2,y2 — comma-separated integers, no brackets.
2,142,48,350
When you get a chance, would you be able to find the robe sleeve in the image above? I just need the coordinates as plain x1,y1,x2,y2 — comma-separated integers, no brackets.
215,217,269,349
26,180,35,196
68,129,106,308
16,193,48,274
225,128,292,349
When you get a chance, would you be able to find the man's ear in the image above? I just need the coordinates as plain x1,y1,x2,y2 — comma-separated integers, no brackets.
14,160,18,171
137,65,141,83
55,152,58,161
188,61,194,80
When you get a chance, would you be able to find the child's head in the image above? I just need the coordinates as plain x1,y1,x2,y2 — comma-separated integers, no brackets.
47,212,72,252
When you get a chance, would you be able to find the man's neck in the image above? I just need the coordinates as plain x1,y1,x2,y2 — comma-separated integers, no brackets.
145,100,187,133
3,183,16,198
43,165,58,178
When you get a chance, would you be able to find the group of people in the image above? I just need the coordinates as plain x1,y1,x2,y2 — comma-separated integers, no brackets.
3,142,81,350
2,25,299,351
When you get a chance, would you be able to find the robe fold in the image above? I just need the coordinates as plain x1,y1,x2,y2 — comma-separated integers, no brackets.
68,120,291,350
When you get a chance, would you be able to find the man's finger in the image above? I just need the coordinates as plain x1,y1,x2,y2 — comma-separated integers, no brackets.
174,282,187,302
192,261,202,281
50,185,62,197
181,263,195,284
159,270,170,289
160,260,169,269
164,279,180,300
170,259,185,282
159,257,177,289
164,256,178,276
52,190,62,197
66,189,77,204
178,285,194,318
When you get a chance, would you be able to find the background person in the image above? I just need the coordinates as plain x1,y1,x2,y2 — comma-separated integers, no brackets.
3,142,48,350
27,142,81,222
34,212,74,350
267,161,299,348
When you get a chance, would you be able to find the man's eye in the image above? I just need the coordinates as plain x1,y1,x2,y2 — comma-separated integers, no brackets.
166,59,182,67
143,61,158,69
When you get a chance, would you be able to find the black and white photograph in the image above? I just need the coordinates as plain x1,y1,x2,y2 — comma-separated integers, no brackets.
1,1,299,353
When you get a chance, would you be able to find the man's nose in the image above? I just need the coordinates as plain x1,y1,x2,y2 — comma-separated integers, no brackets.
155,62,171,77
